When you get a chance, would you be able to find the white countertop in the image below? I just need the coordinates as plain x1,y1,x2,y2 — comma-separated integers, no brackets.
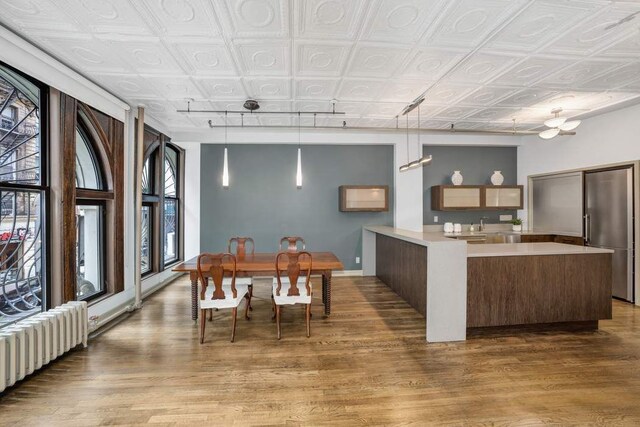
365,226,612,257
467,242,614,257
364,225,465,247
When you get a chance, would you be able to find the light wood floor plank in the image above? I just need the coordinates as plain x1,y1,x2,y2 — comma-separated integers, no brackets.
1,275,639,425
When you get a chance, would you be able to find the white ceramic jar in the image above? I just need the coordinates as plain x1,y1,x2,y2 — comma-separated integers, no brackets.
491,171,504,185
444,222,454,233
451,170,463,186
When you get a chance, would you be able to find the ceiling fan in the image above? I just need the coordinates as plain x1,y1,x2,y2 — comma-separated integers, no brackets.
538,108,581,140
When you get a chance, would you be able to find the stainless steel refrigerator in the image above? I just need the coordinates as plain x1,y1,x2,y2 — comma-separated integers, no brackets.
584,167,635,302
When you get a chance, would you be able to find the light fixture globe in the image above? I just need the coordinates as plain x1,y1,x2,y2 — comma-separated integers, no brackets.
544,116,567,128
559,120,581,131
539,128,560,140
419,155,433,165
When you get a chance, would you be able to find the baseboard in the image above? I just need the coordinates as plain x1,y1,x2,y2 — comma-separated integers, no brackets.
333,270,363,277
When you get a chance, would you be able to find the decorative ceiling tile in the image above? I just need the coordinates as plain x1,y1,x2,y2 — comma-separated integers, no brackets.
428,0,526,48
362,102,405,118
245,77,291,100
361,0,446,43
102,38,185,74
397,48,466,81
36,35,132,73
422,82,478,105
193,77,248,99
337,79,388,101
259,116,293,126
170,42,237,76
346,45,410,78
61,0,153,35
457,86,520,107
465,107,519,121
445,52,520,84
296,0,365,40
537,60,627,89
486,0,601,52
0,0,80,32
218,0,289,38
235,41,290,76
295,78,339,100
91,73,162,98
431,106,482,120
296,43,351,77
137,0,219,37
579,62,640,91
489,56,575,86
545,5,640,56
496,88,558,108
379,81,431,103
146,76,204,99
599,31,640,59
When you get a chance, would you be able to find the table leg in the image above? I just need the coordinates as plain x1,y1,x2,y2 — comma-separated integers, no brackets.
323,271,332,316
190,272,198,322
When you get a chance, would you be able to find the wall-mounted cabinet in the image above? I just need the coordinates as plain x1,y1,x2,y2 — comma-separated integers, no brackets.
431,185,523,211
339,185,389,212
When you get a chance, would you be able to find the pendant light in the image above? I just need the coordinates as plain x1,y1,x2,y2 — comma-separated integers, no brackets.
539,108,581,140
296,112,302,188
399,102,432,171
222,111,229,187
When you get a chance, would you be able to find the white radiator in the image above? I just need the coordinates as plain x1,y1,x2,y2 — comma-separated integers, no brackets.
0,301,88,393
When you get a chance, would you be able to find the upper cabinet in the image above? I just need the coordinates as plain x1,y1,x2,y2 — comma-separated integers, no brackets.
484,186,523,209
431,185,523,211
339,185,389,212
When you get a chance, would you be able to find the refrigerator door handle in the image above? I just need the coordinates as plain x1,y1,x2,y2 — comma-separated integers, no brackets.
584,214,590,244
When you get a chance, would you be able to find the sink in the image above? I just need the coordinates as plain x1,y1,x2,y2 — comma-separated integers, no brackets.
452,233,521,244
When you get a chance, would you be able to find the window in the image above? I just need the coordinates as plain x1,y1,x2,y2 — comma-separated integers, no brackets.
163,146,179,264
75,203,104,300
0,63,46,328
139,126,183,277
74,115,109,302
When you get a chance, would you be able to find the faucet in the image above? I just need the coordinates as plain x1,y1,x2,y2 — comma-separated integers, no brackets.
479,217,489,232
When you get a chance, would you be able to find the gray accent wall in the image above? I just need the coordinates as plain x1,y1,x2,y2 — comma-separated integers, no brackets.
423,145,518,225
200,144,394,270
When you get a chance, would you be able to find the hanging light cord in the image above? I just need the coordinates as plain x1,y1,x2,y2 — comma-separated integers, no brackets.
224,111,228,147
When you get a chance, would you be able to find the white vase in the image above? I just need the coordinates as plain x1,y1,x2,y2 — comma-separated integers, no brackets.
512,224,522,232
491,170,504,185
451,170,463,186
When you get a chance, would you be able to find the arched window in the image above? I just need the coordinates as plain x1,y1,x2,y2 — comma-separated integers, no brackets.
139,126,182,276
74,111,111,301
0,62,46,327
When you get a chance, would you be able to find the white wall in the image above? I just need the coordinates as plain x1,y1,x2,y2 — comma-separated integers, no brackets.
518,102,640,221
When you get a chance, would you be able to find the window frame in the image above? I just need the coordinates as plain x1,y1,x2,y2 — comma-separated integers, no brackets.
0,60,50,327
139,126,183,278
74,199,107,302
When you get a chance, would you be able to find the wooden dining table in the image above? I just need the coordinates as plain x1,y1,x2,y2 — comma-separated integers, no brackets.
172,252,344,321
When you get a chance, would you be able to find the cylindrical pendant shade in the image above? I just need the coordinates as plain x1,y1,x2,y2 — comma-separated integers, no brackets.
296,147,302,188
222,147,229,187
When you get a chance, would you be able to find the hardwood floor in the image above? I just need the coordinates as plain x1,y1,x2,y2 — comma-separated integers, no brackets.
1,275,640,426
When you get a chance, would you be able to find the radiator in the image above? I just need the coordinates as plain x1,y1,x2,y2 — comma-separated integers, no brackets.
0,301,88,393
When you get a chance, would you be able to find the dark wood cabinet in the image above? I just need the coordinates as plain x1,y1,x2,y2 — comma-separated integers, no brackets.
339,185,389,212
521,234,555,243
554,235,584,246
431,185,523,211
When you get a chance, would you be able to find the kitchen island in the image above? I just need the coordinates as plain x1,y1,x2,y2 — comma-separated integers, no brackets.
362,226,613,343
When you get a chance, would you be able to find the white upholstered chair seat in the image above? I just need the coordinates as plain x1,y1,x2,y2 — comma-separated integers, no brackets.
272,277,312,305
223,277,252,286
200,284,249,310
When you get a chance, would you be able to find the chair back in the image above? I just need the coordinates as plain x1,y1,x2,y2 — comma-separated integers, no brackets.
228,237,255,258
275,251,312,297
196,253,237,300
279,236,305,252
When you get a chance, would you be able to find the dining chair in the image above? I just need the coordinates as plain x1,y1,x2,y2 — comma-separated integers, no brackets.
279,236,306,252
272,251,312,339
196,253,250,343
228,237,255,310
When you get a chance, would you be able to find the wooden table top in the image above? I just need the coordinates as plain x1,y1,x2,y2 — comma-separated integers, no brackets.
172,252,344,272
